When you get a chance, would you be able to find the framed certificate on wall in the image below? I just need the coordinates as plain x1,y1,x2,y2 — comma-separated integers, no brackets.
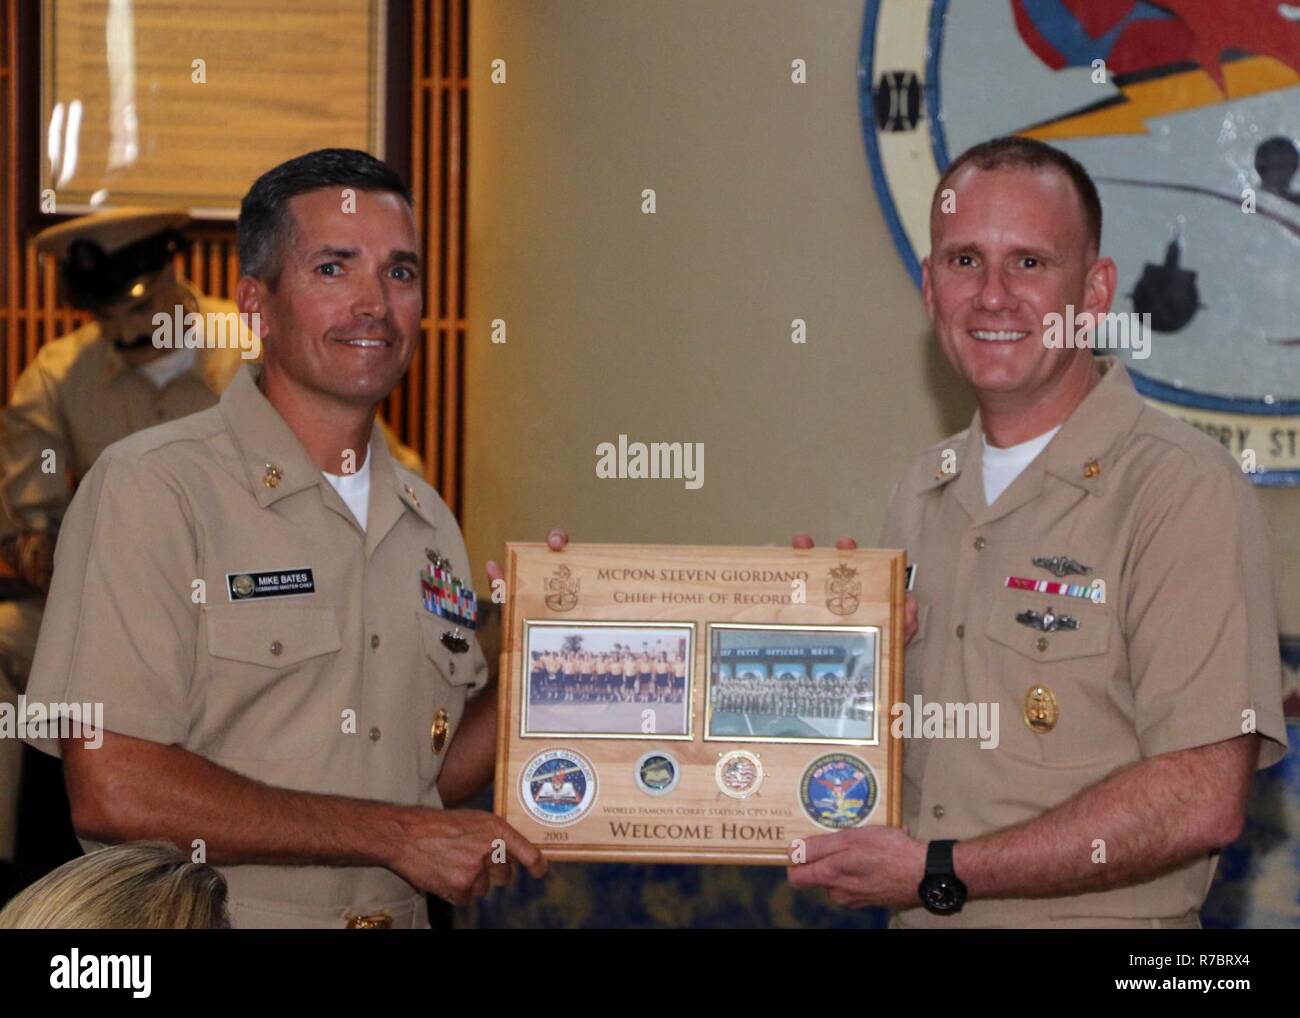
495,543,907,865
40,0,390,217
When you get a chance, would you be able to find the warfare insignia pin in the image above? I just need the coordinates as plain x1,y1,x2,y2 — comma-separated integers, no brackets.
1014,606,1079,632
440,628,470,654
1032,556,1092,578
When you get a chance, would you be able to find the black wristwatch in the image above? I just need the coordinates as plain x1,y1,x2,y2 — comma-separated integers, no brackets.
918,839,967,915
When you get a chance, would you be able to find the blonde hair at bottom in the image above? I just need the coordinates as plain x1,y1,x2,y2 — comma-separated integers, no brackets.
0,840,230,929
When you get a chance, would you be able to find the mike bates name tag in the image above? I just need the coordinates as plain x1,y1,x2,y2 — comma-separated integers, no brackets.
226,568,316,601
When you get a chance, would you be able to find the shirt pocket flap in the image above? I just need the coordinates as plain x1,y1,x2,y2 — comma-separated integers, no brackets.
417,611,478,686
985,593,1111,663
206,605,341,668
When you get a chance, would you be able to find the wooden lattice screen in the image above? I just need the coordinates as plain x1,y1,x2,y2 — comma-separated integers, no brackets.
0,0,469,513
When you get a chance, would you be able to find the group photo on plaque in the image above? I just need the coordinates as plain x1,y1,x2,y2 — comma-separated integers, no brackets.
706,624,879,744
522,621,693,737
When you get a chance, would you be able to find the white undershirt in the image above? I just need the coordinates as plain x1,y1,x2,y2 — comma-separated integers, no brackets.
982,426,1061,506
136,346,197,390
322,446,372,531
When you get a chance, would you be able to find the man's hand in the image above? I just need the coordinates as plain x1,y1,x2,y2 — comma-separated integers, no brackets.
790,533,918,644
486,527,568,590
64,730,549,905
787,826,926,910
388,807,549,906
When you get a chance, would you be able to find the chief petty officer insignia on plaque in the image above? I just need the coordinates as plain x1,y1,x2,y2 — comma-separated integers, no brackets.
861,0,1300,484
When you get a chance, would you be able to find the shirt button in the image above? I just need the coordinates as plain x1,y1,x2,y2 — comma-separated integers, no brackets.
1036,636,1049,652
370,634,380,649
269,640,283,656
449,661,456,675
369,726,381,742
932,804,946,819
973,536,986,550
955,624,965,638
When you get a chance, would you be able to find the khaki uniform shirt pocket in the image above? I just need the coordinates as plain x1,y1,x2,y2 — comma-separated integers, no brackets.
201,604,342,762
979,589,1130,771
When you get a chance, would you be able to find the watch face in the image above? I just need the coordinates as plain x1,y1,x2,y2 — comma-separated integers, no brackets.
921,874,965,913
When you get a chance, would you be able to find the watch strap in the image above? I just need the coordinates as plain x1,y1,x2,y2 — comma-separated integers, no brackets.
925,839,957,876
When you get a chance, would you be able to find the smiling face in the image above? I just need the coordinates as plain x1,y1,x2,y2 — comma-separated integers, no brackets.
922,164,1115,411
241,187,422,410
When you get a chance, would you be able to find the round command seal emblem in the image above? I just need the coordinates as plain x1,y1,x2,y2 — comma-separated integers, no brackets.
231,574,255,598
860,0,1300,484
800,753,879,829
520,748,597,826
634,750,681,796
715,749,764,799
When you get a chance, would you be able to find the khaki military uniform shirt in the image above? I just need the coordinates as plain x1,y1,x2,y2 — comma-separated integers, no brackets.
0,293,245,536
883,357,1287,928
24,364,486,928
0,294,421,686
0,294,247,688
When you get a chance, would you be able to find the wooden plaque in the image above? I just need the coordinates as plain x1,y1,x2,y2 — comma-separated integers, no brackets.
494,543,905,865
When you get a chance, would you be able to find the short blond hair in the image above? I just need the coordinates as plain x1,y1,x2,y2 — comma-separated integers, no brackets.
0,841,229,929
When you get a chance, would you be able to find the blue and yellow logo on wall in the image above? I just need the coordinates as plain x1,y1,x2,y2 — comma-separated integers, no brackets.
859,0,1300,484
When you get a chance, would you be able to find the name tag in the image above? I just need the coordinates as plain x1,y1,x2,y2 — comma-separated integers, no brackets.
226,568,316,601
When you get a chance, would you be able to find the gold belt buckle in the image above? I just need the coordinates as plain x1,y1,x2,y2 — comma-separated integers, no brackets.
345,910,393,929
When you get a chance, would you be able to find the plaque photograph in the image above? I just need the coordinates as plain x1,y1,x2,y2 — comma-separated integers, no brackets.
706,623,878,744
522,621,694,738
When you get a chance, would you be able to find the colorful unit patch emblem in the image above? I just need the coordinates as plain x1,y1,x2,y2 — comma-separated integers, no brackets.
520,748,597,826
800,753,878,829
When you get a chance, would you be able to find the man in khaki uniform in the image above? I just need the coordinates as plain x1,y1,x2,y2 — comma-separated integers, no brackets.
0,209,251,887
790,137,1287,927
22,148,544,927
0,210,422,893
